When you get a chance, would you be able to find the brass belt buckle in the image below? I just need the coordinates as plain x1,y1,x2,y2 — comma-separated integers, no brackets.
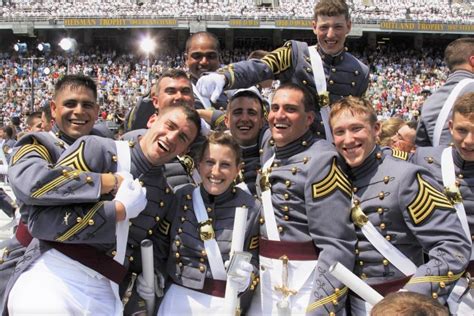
199,220,215,241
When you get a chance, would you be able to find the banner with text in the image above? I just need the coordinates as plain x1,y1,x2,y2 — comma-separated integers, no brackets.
64,18,178,27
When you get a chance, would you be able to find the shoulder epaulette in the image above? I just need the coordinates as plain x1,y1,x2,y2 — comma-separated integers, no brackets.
391,148,409,161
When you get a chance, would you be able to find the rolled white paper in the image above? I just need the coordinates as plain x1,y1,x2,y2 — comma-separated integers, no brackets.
229,207,248,257
141,239,155,316
329,262,384,306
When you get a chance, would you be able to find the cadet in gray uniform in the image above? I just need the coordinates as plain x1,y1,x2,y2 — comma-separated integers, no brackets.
224,87,266,196
410,92,474,314
153,132,260,315
142,69,201,189
185,31,229,110
249,83,356,315
329,96,470,315
4,105,201,315
416,37,474,147
197,0,369,139
0,75,111,310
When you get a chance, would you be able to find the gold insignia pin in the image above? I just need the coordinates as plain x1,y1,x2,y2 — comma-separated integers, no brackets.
444,184,462,204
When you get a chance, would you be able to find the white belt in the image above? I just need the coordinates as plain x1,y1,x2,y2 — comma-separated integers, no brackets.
441,147,472,258
259,154,279,241
113,140,132,265
112,140,132,313
352,199,417,276
308,45,332,143
192,187,227,280
433,78,474,146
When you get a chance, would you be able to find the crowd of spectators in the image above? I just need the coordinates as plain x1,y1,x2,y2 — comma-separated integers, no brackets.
0,0,472,24
0,45,256,128
0,42,447,130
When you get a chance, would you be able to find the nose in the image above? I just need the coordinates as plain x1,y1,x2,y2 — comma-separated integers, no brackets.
343,131,356,145
274,107,286,120
174,91,184,101
465,132,474,146
167,130,180,144
200,56,209,66
327,27,336,38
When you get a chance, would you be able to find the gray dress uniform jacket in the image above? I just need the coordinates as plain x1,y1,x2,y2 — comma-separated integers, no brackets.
0,124,106,311
158,184,261,312
218,41,369,138
349,147,470,304
1,132,167,315
416,70,474,147
259,129,356,315
411,146,474,266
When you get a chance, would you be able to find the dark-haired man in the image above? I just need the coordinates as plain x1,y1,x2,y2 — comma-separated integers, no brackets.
225,87,265,196
249,83,356,315
185,31,229,110
5,104,201,315
0,74,111,309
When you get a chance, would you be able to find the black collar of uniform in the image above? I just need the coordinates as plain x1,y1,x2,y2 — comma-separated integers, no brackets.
129,134,153,177
51,124,77,146
199,183,236,207
348,145,382,180
241,142,259,159
452,146,474,177
316,44,346,66
274,130,314,160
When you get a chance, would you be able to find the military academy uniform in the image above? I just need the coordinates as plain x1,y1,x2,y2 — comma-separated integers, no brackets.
2,132,166,315
348,146,470,314
237,142,262,197
156,183,261,314
416,70,474,146
217,41,369,138
410,145,474,314
249,129,356,315
0,124,106,311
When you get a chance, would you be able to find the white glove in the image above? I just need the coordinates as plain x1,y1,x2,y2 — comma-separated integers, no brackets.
228,260,253,293
136,272,165,299
113,178,147,220
196,72,226,103
116,171,133,182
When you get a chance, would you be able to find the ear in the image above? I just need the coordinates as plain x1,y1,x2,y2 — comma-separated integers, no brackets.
152,95,159,109
306,111,315,128
224,114,230,129
311,20,318,36
50,100,57,120
146,113,157,129
373,121,381,137
448,119,454,135
346,20,352,34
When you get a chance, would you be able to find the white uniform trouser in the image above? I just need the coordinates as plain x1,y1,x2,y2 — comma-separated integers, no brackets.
447,277,474,315
248,255,318,315
8,248,121,316
157,283,225,316
350,295,373,316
